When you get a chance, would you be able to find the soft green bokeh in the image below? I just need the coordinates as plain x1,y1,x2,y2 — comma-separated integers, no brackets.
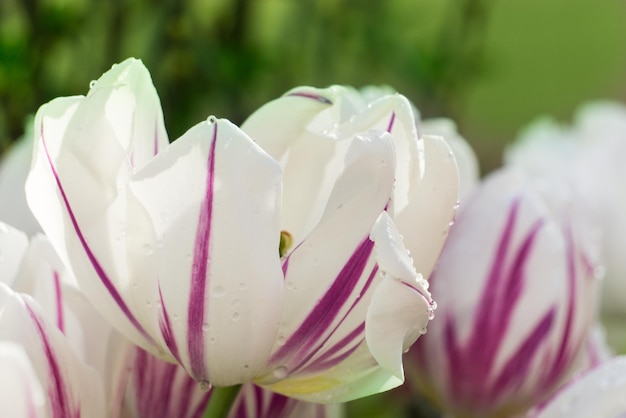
1,1,625,417
2,0,625,173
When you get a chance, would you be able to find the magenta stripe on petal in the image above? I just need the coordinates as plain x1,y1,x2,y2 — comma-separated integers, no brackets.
187,122,218,380
290,266,378,373
52,270,64,333
40,126,153,344
541,227,579,387
270,237,375,370
266,393,292,418
158,284,180,362
301,324,365,374
26,302,80,418
443,197,545,405
132,348,211,418
153,119,160,156
284,91,333,105
489,308,555,395
386,112,396,133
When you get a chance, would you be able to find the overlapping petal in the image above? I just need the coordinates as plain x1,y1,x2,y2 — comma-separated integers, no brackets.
530,356,626,418
410,168,599,417
242,85,423,247
25,59,285,386
126,117,284,384
0,282,106,418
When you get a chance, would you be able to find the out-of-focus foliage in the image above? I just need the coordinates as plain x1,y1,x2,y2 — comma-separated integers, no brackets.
2,0,626,171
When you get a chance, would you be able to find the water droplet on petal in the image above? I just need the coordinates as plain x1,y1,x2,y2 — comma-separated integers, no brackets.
213,286,226,298
273,366,288,379
141,243,153,255
89,80,97,89
232,312,240,321
593,265,606,279
277,335,286,345
202,323,210,332
207,115,217,124
200,381,211,391
419,327,428,335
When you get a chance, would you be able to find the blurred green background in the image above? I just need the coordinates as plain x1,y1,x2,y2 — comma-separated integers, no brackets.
1,1,625,417
2,0,626,173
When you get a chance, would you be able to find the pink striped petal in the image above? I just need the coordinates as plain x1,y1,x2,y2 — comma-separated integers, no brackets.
410,168,599,417
126,118,284,385
242,86,422,248
0,283,106,418
366,212,433,380
0,342,46,418
256,131,396,401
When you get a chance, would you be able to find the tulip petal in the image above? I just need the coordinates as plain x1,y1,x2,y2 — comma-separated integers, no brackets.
242,87,422,248
127,118,284,385
263,342,402,403
264,131,395,382
421,118,479,200
128,348,212,418
25,59,171,352
394,134,459,280
231,384,344,417
0,283,106,418
25,92,157,349
0,342,46,417
532,356,626,418
0,130,42,236
366,212,433,380
0,222,29,288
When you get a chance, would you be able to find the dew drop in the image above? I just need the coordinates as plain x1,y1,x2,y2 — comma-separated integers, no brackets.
238,282,247,290
200,381,211,391
419,327,428,335
277,335,286,345
145,300,152,307
232,312,240,321
213,285,226,298
209,337,216,344
202,323,210,332
273,366,288,379
593,265,606,280
207,115,217,124
141,243,153,255
89,80,97,89
379,159,386,166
